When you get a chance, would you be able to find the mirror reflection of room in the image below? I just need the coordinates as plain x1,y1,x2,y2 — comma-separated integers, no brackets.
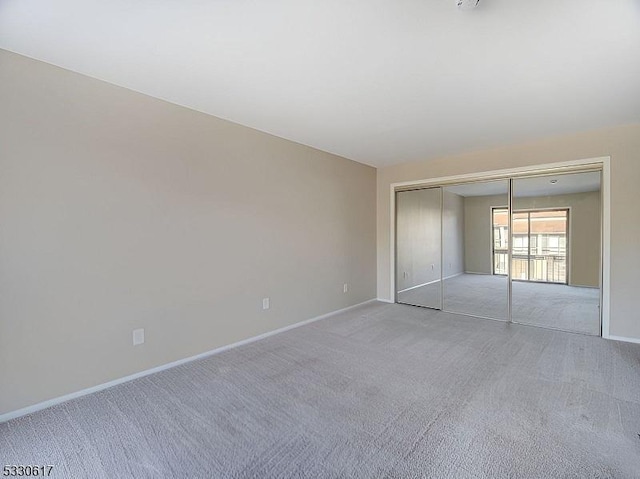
511,171,601,335
395,170,602,336
443,180,509,320
395,187,442,309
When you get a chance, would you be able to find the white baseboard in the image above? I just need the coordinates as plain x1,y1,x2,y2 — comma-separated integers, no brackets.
397,280,435,293
607,335,640,345
376,298,395,304
444,272,463,280
0,299,378,424
397,272,463,293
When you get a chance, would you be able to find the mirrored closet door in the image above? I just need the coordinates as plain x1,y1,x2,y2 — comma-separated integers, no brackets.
396,187,442,309
442,180,509,321
394,167,603,337
511,171,602,335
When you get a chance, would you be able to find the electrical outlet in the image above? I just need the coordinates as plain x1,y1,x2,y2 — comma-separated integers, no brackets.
133,328,144,346
262,298,270,310
343,283,348,293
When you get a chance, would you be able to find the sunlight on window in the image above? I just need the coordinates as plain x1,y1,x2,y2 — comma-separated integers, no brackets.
492,208,568,284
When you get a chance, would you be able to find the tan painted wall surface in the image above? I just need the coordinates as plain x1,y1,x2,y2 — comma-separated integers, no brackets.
0,50,377,415
395,189,464,293
464,191,601,287
462,193,508,275
395,188,441,291
443,191,465,278
377,123,640,340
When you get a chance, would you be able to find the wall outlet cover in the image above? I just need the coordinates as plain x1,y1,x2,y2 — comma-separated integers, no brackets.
133,328,145,346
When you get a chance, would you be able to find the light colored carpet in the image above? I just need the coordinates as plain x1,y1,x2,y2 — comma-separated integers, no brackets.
399,273,600,335
2,302,639,478
398,280,442,310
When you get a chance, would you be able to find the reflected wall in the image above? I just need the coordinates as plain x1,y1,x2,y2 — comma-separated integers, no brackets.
511,171,601,334
443,180,509,320
396,188,442,309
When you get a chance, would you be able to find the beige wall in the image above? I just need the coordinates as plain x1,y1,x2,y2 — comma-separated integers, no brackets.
395,189,464,293
464,191,601,287
378,123,640,340
443,191,465,278
395,188,441,291
463,192,508,275
0,50,377,415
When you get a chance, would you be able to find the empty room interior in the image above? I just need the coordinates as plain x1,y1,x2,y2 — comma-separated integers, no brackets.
1,1,639,478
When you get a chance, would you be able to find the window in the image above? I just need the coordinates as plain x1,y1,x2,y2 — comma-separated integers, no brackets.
492,208,568,284
492,209,509,275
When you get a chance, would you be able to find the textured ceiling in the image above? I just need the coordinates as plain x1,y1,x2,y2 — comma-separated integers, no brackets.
1,0,639,167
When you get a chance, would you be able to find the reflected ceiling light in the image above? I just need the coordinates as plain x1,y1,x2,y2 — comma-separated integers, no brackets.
457,0,480,10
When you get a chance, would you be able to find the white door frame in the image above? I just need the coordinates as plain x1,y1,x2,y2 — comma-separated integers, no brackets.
389,156,611,338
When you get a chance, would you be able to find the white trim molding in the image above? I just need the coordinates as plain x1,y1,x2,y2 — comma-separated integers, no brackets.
601,157,611,338
376,298,395,304
607,335,640,345
0,299,378,424
397,272,463,293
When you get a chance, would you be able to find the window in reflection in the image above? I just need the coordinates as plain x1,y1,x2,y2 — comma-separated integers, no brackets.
492,208,509,275
494,208,568,284
511,171,601,335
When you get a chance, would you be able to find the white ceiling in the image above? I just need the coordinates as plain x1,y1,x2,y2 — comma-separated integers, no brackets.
445,171,601,197
446,181,508,197
514,171,601,198
1,0,639,167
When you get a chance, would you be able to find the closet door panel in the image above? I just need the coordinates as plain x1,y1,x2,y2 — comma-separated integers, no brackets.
396,188,442,309
511,172,602,335
442,180,509,321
